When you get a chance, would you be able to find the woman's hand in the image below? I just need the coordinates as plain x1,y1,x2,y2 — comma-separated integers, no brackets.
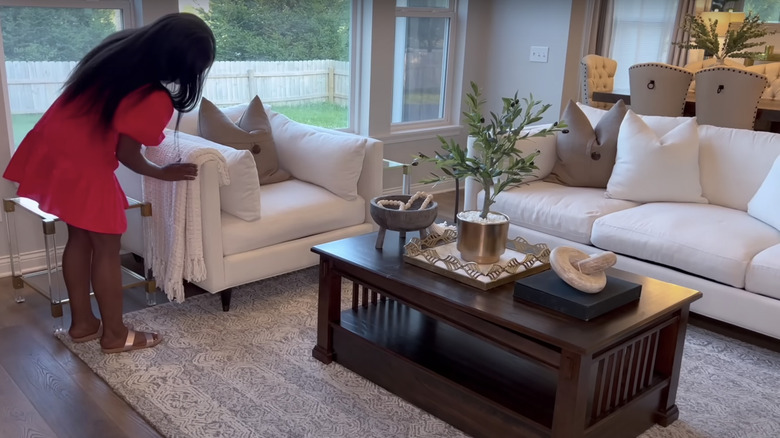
158,162,198,181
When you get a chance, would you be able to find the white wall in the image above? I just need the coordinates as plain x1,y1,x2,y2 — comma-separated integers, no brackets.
477,0,575,123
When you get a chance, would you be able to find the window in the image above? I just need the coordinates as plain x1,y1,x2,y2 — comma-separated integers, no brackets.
607,0,679,91
718,1,780,22
179,0,352,130
392,0,455,126
0,1,130,148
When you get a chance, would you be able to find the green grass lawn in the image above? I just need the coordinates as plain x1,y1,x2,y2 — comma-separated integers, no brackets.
271,102,348,129
11,113,42,146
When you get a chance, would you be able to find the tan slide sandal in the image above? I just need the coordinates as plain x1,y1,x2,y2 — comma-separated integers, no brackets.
102,329,162,354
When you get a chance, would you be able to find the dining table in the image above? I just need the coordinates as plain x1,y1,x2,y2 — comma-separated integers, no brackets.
592,89,780,128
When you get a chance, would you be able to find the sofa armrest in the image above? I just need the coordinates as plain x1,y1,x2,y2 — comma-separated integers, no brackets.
193,160,226,292
357,137,384,228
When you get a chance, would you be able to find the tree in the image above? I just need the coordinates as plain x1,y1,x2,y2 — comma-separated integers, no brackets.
0,7,118,61
199,0,350,61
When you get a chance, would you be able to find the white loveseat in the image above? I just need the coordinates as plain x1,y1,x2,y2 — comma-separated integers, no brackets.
464,106,780,340
118,104,383,310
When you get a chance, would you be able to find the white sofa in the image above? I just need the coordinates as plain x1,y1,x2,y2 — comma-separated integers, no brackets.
464,107,780,340
118,104,383,310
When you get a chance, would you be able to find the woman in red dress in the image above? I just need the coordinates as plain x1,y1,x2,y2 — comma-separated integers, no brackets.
3,13,216,353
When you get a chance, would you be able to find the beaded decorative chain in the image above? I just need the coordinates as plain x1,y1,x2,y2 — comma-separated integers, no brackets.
376,191,434,210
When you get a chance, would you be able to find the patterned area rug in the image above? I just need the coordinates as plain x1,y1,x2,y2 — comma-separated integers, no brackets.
60,267,780,438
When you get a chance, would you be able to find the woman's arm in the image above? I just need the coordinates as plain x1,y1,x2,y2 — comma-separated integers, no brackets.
116,134,197,181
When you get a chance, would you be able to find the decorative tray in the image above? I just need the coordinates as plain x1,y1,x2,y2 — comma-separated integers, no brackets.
403,230,551,290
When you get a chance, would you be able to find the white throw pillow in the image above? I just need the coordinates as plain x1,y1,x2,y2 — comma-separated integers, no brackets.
271,115,366,200
747,155,780,231
606,110,708,203
169,130,262,221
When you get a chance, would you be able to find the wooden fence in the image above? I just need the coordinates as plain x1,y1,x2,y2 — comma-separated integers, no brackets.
5,59,349,114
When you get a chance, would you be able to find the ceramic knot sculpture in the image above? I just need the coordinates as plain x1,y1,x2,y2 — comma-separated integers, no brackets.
549,246,617,293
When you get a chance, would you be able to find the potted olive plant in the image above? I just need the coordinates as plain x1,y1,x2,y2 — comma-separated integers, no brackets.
418,81,565,263
673,12,773,63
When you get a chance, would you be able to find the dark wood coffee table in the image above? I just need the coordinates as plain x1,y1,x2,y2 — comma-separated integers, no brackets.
312,232,702,438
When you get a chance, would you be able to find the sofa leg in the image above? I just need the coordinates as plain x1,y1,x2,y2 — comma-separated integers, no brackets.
220,289,232,312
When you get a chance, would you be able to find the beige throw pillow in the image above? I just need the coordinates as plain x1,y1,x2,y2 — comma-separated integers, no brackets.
198,96,290,185
546,99,627,187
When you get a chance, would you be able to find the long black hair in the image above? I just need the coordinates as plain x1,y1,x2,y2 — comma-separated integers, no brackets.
61,13,216,131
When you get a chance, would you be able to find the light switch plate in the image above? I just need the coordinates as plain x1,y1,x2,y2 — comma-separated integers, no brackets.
530,46,549,63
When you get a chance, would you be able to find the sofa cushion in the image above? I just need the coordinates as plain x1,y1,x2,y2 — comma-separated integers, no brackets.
606,111,707,203
698,125,780,211
748,155,780,231
220,179,366,256
546,99,627,187
168,131,262,221
487,181,640,244
198,96,291,185
746,244,780,300
271,113,366,201
591,203,780,288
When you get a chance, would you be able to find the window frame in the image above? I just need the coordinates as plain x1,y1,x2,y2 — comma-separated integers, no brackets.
391,1,458,133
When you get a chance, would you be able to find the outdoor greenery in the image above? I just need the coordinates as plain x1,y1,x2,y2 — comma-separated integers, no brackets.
0,2,350,63
674,12,774,60
199,0,350,61
271,102,347,128
0,7,117,61
418,81,565,220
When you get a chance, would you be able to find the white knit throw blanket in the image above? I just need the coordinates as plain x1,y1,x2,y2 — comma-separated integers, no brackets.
142,132,229,303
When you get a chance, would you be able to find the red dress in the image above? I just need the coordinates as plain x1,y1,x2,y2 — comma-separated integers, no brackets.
3,85,173,234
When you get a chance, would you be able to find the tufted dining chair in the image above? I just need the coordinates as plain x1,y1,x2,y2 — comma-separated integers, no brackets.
744,62,780,100
628,62,694,116
581,54,618,109
694,67,769,130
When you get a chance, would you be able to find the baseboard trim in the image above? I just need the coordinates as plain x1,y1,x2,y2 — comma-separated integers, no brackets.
0,247,65,279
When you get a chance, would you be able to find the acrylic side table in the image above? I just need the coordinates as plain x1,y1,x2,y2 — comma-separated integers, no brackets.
3,196,156,334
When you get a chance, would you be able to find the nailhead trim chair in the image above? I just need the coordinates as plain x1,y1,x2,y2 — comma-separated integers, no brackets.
694,67,769,130
629,62,694,117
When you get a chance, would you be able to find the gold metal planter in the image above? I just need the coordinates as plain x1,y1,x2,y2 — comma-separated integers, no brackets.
456,211,510,264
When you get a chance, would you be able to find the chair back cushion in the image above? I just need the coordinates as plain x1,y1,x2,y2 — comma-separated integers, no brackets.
694,67,768,129
629,62,693,116
698,124,780,210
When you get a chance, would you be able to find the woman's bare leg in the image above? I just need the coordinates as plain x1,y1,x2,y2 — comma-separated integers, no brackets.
63,225,100,339
88,230,159,350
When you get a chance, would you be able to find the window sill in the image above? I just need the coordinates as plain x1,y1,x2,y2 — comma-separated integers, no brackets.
380,124,464,145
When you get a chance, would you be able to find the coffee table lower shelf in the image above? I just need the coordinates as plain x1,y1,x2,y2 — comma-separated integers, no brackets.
333,299,670,438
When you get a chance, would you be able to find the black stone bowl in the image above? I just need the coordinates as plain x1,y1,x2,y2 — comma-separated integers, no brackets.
370,194,438,248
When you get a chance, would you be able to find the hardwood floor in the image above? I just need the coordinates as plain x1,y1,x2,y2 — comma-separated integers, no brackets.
0,254,192,438
0,190,776,437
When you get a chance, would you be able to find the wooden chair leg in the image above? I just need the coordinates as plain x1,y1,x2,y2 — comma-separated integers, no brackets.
220,289,232,312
